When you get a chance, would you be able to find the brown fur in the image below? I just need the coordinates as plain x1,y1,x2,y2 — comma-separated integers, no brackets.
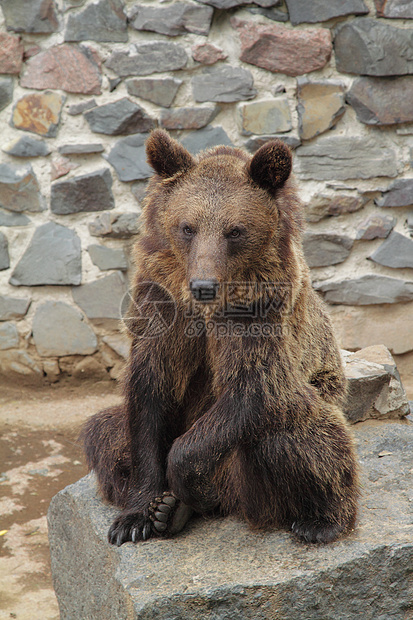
82,129,359,546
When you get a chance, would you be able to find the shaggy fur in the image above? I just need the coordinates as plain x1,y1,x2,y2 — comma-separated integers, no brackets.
81,129,359,546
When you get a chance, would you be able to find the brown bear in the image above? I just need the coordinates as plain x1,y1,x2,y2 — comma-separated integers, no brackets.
81,129,359,547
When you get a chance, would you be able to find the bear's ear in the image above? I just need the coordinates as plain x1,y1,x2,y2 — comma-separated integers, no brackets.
247,140,292,193
146,129,194,178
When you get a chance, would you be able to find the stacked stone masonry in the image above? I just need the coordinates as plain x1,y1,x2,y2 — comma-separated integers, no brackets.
0,0,412,383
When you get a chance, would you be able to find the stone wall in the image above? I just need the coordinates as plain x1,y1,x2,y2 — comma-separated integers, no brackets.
0,0,412,383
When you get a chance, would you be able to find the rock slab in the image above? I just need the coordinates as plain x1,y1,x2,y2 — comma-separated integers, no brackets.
64,0,128,42
129,2,214,36
1,0,59,33
347,77,413,125
48,421,413,619
0,163,44,213
285,0,368,25
51,168,115,215
106,42,187,77
84,98,155,136
314,274,413,305
11,91,65,138
0,33,23,74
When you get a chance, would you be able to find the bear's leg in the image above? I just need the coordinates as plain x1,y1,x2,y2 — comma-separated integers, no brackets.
80,405,131,508
230,410,359,544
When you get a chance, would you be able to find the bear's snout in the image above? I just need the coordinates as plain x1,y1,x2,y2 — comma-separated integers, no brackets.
189,279,219,302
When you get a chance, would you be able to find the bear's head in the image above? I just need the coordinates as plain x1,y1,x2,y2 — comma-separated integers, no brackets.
143,129,302,305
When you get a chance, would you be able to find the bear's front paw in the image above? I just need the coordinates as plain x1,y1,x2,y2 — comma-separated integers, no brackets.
291,520,344,544
108,493,193,546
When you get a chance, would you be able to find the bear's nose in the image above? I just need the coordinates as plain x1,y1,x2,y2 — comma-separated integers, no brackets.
190,279,219,302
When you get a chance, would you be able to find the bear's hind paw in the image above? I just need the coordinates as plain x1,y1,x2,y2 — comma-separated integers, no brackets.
291,520,344,544
149,492,193,536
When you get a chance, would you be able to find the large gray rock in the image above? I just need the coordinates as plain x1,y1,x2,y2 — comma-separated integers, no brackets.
106,42,188,77
303,232,353,267
64,0,128,42
285,0,368,25
51,169,115,215
160,106,218,130
181,126,233,154
10,223,82,286
369,231,413,269
84,98,155,136
334,18,413,76
0,77,13,112
72,272,127,320
192,66,256,103
314,274,413,305
32,301,97,356
0,295,31,321
0,0,59,33
105,134,152,182
0,231,9,270
375,0,413,18
48,420,413,620
375,178,413,208
342,345,410,422
355,214,396,240
58,143,104,156
129,2,213,36
0,322,19,350
87,244,128,271
0,163,45,212
304,194,364,223
347,77,413,125
126,78,182,108
89,212,142,239
2,135,51,157
0,209,30,227
296,136,399,180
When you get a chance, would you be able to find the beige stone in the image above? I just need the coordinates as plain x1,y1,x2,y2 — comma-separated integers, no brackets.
330,302,413,355
238,98,292,136
297,80,345,140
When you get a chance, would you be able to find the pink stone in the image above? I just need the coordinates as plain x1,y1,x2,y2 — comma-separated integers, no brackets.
51,155,79,181
20,44,102,95
231,17,332,76
0,33,24,74
191,43,228,65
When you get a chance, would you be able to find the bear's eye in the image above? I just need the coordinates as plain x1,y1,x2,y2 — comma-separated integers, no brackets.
182,225,195,237
228,228,242,239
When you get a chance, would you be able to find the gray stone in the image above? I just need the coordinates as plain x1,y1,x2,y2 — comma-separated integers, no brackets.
0,77,13,112
109,77,122,92
285,0,368,25
0,296,31,321
369,231,413,269
314,274,413,305
102,334,129,359
64,0,128,43
245,134,301,152
297,79,346,140
375,178,413,208
87,244,128,271
334,18,413,76
72,272,127,320
51,169,114,215
2,135,51,157
356,214,396,240
67,99,97,116
0,0,59,33
0,349,42,377
239,97,292,135
347,77,413,125
0,231,10,271
89,212,142,239
181,126,233,155
375,0,413,18
84,98,155,136
0,163,44,213
296,136,399,181
160,106,218,130
104,134,153,182
305,194,364,223
0,209,30,227
58,144,104,155
303,232,353,267
0,322,19,350
126,78,182,108
248,7,289,22
196,0,280,6
192,66,256,103
106,42,188,77
10,222,82,286
32,301,97,356
344,345,410,421
49,421,413,620
129,2,213,36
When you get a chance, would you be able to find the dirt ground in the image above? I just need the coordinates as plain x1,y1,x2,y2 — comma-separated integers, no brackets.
0,379,121,620
0,374,412,620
